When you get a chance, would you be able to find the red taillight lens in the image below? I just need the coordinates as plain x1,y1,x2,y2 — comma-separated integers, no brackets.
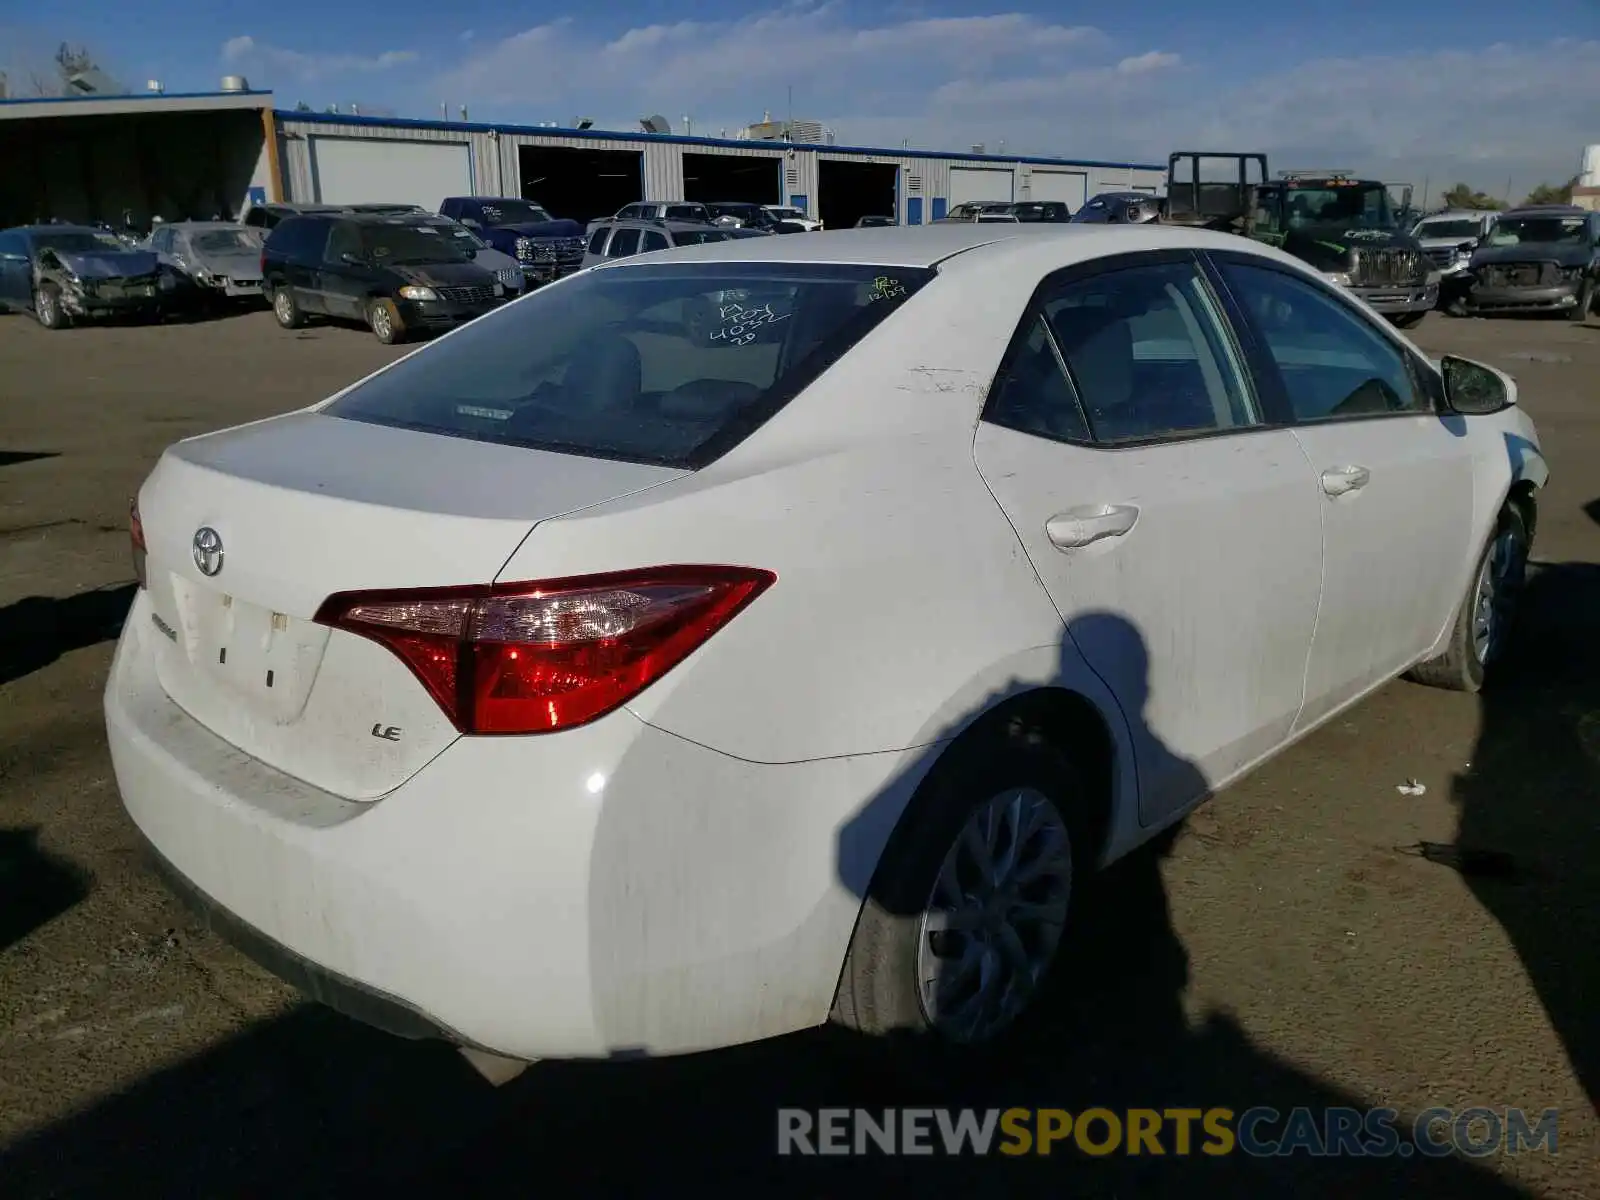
315,566,775,734
129,496,147,588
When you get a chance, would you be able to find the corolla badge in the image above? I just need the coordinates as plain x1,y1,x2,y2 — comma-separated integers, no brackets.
192,526,224,576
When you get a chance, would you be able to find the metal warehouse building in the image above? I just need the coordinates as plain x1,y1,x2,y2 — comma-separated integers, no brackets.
0,84,1165,230
274,111,1165,229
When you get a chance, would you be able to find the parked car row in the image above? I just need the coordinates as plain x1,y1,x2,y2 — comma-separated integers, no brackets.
0,224,180,328
1421,204,1600,321
607,200,818,233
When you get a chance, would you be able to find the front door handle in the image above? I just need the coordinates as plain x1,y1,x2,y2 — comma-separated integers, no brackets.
1046,504,1140,550
1320,465,1371,496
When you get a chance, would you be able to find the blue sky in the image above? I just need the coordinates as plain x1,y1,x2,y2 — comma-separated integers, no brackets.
6,2,1598,195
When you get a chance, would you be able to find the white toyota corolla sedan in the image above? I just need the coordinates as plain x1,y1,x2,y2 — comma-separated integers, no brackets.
106,223,1546,1073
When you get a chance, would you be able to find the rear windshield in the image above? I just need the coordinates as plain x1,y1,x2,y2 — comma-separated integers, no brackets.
672,229,735,246
193,229,260,253
323,262,936,469
1415,219,1482,240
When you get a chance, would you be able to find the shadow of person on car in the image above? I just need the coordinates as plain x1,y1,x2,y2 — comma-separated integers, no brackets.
0,618,1540,1198
1448,538,1600,1109
0,583,138,687
802,611,1537,1196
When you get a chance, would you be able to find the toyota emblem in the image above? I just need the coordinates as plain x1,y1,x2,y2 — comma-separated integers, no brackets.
192,527,224,577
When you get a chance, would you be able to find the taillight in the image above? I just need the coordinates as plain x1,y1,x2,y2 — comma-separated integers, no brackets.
315,566,775,734
129,496,147,588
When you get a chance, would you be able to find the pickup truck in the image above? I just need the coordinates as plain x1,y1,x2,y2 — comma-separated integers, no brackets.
436,197,586,285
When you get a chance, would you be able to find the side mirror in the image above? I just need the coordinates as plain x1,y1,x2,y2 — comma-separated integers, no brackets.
1441,354,1515,415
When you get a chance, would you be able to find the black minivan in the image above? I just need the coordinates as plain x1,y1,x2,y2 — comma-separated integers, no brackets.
261,212,509,343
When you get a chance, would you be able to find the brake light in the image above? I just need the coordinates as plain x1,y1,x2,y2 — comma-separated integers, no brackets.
315,566,775,734
129,496,147,589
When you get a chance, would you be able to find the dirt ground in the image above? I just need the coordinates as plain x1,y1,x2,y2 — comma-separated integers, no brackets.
0,304,1596,1198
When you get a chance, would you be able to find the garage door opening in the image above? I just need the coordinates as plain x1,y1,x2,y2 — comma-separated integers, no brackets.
681,153,781,205
310,137,473,211
518,145,643,225
818,159,897,231
1027,169,1088,212
947,166,1015,209
0,109,264,229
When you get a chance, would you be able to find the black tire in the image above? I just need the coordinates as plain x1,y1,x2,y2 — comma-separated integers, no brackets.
34,284,68,330
367,297,406,344
1389,310,1426,329
1572,279,1594,325
1407,504,1530,693
271,285,305,329
831,719,1091,1054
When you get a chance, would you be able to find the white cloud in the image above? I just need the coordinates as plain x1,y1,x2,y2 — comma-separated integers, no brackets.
1116,50,1180,74
430,7,1102,115
241,7,1599,195
220,34,418,83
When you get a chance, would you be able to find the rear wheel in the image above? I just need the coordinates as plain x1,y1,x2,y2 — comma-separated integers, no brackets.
1408,504,1529,693
832,723,1087,1053
367,297,406,344
1572,278,1594,325
34,284,68,329
272,286,305,329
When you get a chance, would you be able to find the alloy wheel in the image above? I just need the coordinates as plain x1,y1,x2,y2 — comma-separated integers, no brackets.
915,787,1072,1043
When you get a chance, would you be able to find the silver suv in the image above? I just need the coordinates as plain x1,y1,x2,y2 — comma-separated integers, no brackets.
1412,210,1498,276
611,201,714,224
580,219,766,269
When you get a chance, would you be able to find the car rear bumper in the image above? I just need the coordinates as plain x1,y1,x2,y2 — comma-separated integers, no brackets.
105,588,909,1061
1464,284,1580,313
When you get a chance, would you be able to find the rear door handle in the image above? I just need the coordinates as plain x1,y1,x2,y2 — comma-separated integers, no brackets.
1046,504,1140,550
1320,465,1371,496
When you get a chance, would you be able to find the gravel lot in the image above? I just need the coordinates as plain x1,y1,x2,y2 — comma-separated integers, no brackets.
0,305,1596,1197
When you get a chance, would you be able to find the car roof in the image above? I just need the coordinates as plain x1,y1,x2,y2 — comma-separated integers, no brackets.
14,224,107,235
594,219,733,234
167,221,252,232
1501,204,1588,217
284,211,438,226
590,223,1290,271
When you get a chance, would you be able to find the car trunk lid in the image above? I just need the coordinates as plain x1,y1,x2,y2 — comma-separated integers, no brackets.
136,411,685,798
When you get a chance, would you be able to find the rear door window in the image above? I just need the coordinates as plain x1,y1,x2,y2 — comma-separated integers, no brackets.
587,227,610,255
607,227,642,257
323,262,936,468
267,217,323,261
641,230,670,253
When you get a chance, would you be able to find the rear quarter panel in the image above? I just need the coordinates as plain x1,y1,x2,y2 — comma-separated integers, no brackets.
492,258,1138,765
